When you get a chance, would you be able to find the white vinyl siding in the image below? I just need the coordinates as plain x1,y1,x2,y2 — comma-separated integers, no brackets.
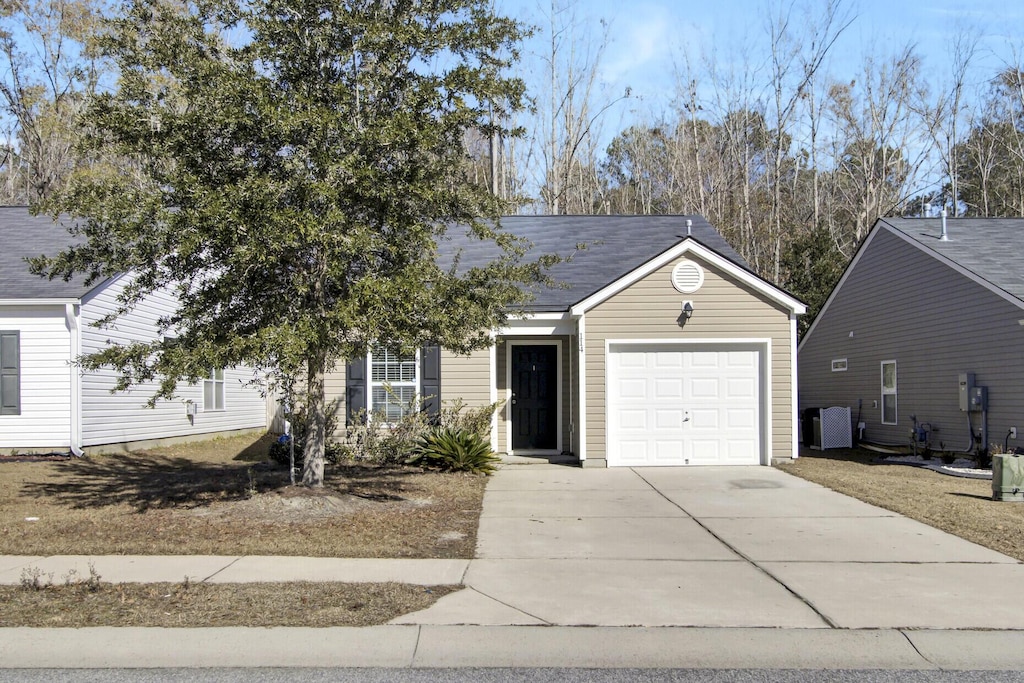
0,307,72,449
79,275,265,447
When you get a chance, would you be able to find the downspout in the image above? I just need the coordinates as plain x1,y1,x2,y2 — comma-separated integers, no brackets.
575,313,587,463
568,332,574,456
64,303,84,457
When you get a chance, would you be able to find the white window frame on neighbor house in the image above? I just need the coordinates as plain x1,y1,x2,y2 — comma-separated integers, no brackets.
831,358,848,372
369,346,419,422
881,360,897,425
204,368,225,412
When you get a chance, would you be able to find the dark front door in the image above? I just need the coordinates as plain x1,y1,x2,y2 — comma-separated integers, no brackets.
512,345,558,450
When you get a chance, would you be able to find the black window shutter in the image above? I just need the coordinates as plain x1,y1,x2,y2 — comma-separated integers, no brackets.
346,355,367,425
420,345,441,420
0,331,20,416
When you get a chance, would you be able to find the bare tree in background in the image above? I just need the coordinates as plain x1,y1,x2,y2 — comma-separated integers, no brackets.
529,0,628,214
0,0,108,203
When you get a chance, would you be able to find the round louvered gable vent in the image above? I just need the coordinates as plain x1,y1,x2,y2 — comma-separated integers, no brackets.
671,260,704,293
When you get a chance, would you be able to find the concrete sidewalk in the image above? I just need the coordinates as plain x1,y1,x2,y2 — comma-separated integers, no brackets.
2,625,1024,670
3,463,1024,670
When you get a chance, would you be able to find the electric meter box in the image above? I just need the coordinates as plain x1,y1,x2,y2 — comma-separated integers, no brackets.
970,386,988,412
959,373,975,411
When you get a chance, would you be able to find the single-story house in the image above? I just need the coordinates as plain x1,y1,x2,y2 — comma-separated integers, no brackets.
798,216,1024,451
0,207,267,454
329,215,807,467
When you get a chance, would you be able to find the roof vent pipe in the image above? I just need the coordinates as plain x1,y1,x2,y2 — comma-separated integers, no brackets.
686,219,692,236
940,208,949,241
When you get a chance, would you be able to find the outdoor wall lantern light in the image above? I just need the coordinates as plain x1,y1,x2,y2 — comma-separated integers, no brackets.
678,300,694,326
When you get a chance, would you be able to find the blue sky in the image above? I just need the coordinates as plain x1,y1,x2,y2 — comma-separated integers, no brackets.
498,0,1024,126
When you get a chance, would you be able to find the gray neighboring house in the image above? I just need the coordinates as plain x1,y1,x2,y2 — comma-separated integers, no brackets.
798,216,1024,451
327,215,807,467
0,207,266,454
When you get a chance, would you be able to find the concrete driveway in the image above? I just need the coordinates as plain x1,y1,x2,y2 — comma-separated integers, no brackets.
397,464,1024,629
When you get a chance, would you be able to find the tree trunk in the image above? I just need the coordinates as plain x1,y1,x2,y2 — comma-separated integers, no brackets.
301,352,327,487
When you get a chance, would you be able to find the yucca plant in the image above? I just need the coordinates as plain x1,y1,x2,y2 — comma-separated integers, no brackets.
407,428,501,474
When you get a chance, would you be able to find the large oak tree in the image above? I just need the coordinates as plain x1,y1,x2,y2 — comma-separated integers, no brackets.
34,0,551,485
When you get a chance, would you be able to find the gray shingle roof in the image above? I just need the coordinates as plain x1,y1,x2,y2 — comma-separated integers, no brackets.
441,215,749,311
1,208,750,309
879,217,1024,302
0,207,91,300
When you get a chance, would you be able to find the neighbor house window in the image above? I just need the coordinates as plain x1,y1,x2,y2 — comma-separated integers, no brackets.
370,346,418,422
0,330,20,416
881,360,897,425
204,368,225,411
831,358,848,372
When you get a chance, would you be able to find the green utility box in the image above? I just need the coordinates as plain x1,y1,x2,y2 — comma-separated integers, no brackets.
992,453,1024,502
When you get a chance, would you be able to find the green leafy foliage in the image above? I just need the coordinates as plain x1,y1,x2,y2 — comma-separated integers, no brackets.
32,0,552,485
407,427,500,474
341,397,504,466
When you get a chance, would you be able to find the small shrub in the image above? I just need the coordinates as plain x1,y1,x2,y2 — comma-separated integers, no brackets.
407,428,501,474
19,567,53,591
341,395,505,465
439,398,505,438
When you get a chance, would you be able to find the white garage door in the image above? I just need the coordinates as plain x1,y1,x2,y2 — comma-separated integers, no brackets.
607,344,762,466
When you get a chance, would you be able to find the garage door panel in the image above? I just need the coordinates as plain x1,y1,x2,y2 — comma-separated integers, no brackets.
726,408,756,429
608,344,762,467
618,378,647,399
619,409,647,429
618,441,649,464
655,409,685,429
654,352,683,368
654,378,683,399
655,440,683,461
690,378,720,399
689,352,719,368
726,351,756,367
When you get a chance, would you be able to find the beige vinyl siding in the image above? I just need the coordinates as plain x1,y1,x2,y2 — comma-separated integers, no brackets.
799,227,1024,445
79,275,266,448
0,306,72,449
440,348,491,408
495,336,576,454
325,360,347,437
585,255,794,462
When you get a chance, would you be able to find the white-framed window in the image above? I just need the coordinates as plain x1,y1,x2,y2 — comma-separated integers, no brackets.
204,368,225,412
831,358,848,372
881,360,897,425
369,346,418,422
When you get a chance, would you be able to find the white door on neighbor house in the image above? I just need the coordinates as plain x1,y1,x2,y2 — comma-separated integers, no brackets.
607,344,762,466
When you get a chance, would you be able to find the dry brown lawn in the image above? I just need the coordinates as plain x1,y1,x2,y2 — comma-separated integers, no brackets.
1,579,459,627
779,448,1024,561
0,432,487,558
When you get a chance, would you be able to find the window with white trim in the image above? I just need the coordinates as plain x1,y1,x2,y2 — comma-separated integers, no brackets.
831,358,848,372
370,346,418,421
881,361,897,425
204,368,225,412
